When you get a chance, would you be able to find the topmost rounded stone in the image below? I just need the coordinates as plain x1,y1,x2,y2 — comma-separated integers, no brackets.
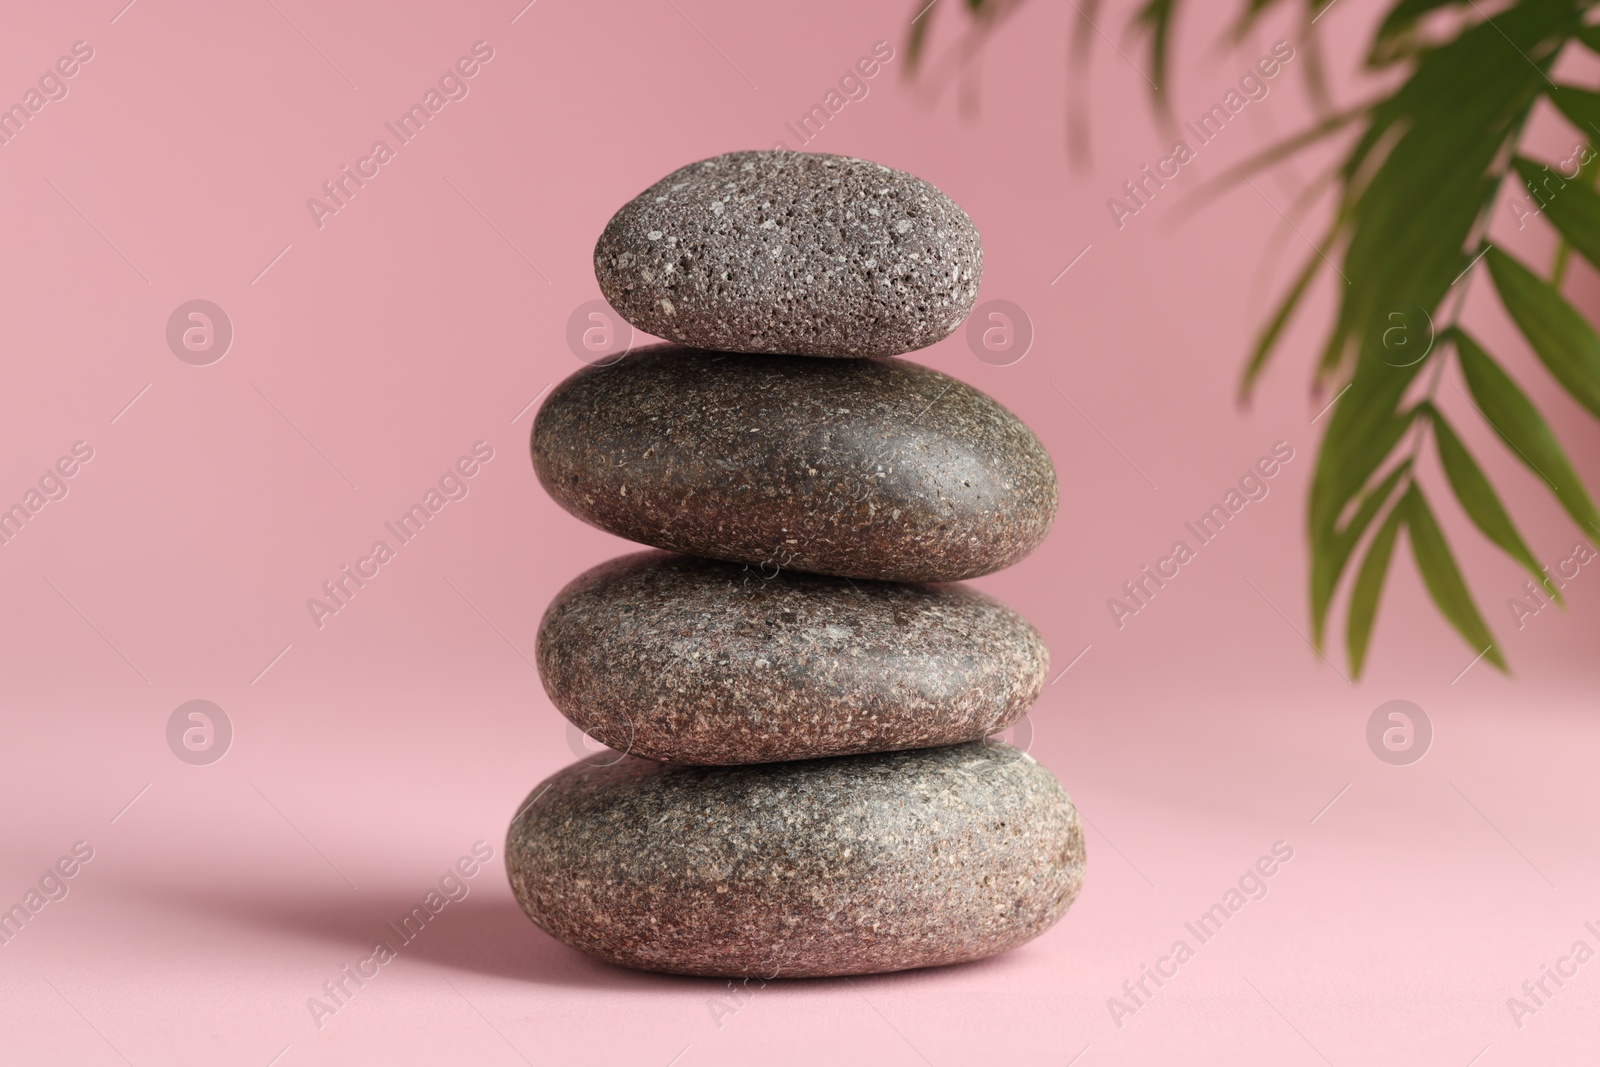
593,151,982,358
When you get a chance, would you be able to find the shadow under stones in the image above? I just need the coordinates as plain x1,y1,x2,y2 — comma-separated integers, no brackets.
120,877,1028,992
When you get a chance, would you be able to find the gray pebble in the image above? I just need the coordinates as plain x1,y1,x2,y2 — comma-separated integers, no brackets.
505,743,1084,977
531,345,1058,582
539,551,1049,764
594,151,982,357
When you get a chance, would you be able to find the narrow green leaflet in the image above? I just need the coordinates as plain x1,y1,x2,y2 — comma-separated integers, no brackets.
1241,248,1322,400
1347,504,1406,678
1486,247,1600,420
1549,84,1600,141
1312,460,1410,647
1456,330,1600,538
904,0,952,70
1403,486,1508,670
1512,156,1600,272
1132,0,1177,105
1547,150,1600,286
1428,404,1555,599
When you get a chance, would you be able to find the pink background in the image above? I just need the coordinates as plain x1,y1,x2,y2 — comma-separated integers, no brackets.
3,0,1598,1063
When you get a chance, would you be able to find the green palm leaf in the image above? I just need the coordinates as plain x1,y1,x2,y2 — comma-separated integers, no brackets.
914,0,1600,677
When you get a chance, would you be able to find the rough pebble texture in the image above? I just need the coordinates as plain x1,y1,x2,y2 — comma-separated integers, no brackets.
505,743,1084,977
593,151,983,358
531,345,1058,582
539,551,1050,764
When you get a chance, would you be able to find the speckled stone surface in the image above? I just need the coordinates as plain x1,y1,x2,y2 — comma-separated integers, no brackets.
539,551,1049,765
593,151,982,358
505,743,1083,977
531,345,1058,582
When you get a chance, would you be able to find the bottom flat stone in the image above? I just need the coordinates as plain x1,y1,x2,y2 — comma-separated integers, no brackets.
505,743,1085,978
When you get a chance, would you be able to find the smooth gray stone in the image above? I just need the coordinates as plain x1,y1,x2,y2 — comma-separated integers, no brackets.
538,551,1049,765
531,345,1058,583
505,743,1084,978
593,151,982,357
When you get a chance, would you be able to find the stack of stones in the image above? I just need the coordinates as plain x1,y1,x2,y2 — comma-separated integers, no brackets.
507,151,1085,978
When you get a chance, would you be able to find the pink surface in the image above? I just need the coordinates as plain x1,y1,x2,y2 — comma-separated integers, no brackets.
3,0,1598,1064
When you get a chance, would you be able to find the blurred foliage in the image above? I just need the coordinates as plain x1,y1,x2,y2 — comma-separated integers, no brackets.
910,0,1600,677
